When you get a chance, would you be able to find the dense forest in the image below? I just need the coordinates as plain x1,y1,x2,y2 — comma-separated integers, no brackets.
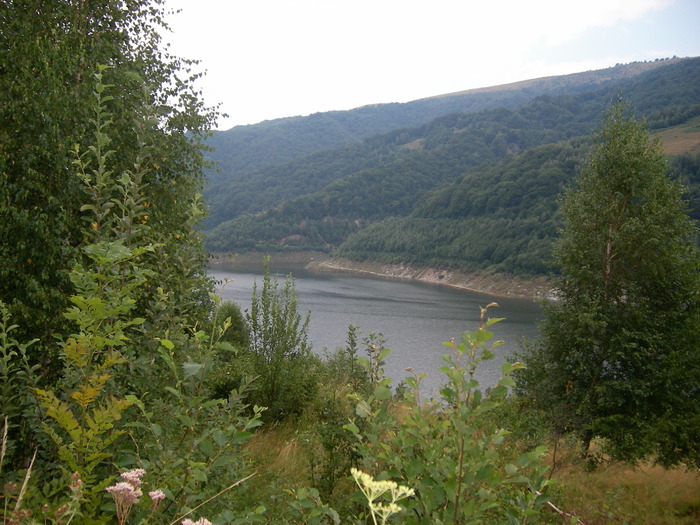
203,57,700,279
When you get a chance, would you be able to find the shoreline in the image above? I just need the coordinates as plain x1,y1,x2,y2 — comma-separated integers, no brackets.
209,251,553,300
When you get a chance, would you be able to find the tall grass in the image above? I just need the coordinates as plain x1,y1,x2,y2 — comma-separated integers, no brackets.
548,441,700,524
239,415,700,524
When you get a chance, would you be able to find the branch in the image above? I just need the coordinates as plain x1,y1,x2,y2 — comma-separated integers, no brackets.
170,472,256,525
536,490,585,524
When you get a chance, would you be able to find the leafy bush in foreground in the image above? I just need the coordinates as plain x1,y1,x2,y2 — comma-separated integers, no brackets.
341,304,552,524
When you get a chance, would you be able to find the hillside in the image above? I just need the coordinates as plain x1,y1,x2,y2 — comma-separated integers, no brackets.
203,57,700,278
432,58,684,99
203,59,682,192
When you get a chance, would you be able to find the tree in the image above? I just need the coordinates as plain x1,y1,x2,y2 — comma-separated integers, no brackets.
0,0,217,367
245,257,318,421
516,103,700,467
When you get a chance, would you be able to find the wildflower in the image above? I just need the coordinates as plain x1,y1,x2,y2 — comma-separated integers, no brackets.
149,489,166,502
373,502,403,522
54,504,69,519
351,467,407,502
106,481,142,525
351,468,414,525
3,481,19,496
149,489,166,513
12,508,33,521
120,468,146,487
69,472,83,498
106,481,142,504
181,518,213,525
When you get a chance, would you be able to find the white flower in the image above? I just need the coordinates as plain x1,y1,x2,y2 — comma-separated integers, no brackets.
181,518,213,525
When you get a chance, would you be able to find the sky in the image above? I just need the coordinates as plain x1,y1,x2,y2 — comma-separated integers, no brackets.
162,0,700,130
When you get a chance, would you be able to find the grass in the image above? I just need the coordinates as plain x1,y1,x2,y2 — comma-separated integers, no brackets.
242,421,700,524
536,436,700,525
239,422,310,514
555,460,700,524
654,115,700,155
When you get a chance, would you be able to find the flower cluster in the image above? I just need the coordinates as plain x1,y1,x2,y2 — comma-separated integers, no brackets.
181,518,213,525
105,468,167,524
351,468,414,525
106,469,144,525
120,468,146,488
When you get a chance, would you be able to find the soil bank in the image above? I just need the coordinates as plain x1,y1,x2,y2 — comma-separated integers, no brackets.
209,251,553,300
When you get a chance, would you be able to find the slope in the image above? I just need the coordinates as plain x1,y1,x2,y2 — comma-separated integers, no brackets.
204,58,700,277
203,59,683,188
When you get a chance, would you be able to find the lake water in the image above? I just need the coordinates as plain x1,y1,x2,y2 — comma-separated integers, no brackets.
209,263,542,398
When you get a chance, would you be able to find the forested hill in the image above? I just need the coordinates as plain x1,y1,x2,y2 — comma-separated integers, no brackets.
204,58,681,187
204,57,700,277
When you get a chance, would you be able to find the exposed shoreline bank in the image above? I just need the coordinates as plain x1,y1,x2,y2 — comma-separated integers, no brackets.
209,251,553,300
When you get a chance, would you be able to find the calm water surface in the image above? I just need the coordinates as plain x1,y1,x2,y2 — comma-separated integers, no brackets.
209,263,542,398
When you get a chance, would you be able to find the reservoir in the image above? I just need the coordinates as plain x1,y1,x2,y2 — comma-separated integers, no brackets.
209,261,542,398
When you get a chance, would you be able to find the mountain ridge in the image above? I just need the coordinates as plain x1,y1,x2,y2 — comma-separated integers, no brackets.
423,58,685,99
203,57,700,280
204,58,687,188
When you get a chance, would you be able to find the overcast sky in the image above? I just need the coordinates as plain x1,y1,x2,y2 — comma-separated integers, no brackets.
162,0,700,130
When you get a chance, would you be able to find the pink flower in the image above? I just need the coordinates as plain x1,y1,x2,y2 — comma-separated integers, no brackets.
106,480,142,525
120,468,146,487
149,489,166,502
106,482,142,505
149,489,166,513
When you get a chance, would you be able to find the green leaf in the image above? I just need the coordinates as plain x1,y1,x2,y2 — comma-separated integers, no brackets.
159,338,175,350
216,341,238,353
164,386,181,398
343,421,360,434
213,430,229,447
182,362,203,379
374,385,392,400
198,438,213,456
497,376,516,388
355,399,373,418
378,347,393,361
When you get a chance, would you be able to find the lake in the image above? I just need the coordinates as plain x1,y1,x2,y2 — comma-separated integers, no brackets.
209,262,542,398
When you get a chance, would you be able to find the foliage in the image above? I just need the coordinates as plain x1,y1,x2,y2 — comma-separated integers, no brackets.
300,327,371,509
26,73,159,514
203,58,696,223
214,300,251,351
343,305,553,524
322,324,371,396
123,328,263,523
241,257,318,421
0,0,216,366
516,103,700,467
1,56,261,523
284,486,341,524
0,304,40,470
337,140,589,276
205,299,252,400
31,240,144,506
2,3,698,521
